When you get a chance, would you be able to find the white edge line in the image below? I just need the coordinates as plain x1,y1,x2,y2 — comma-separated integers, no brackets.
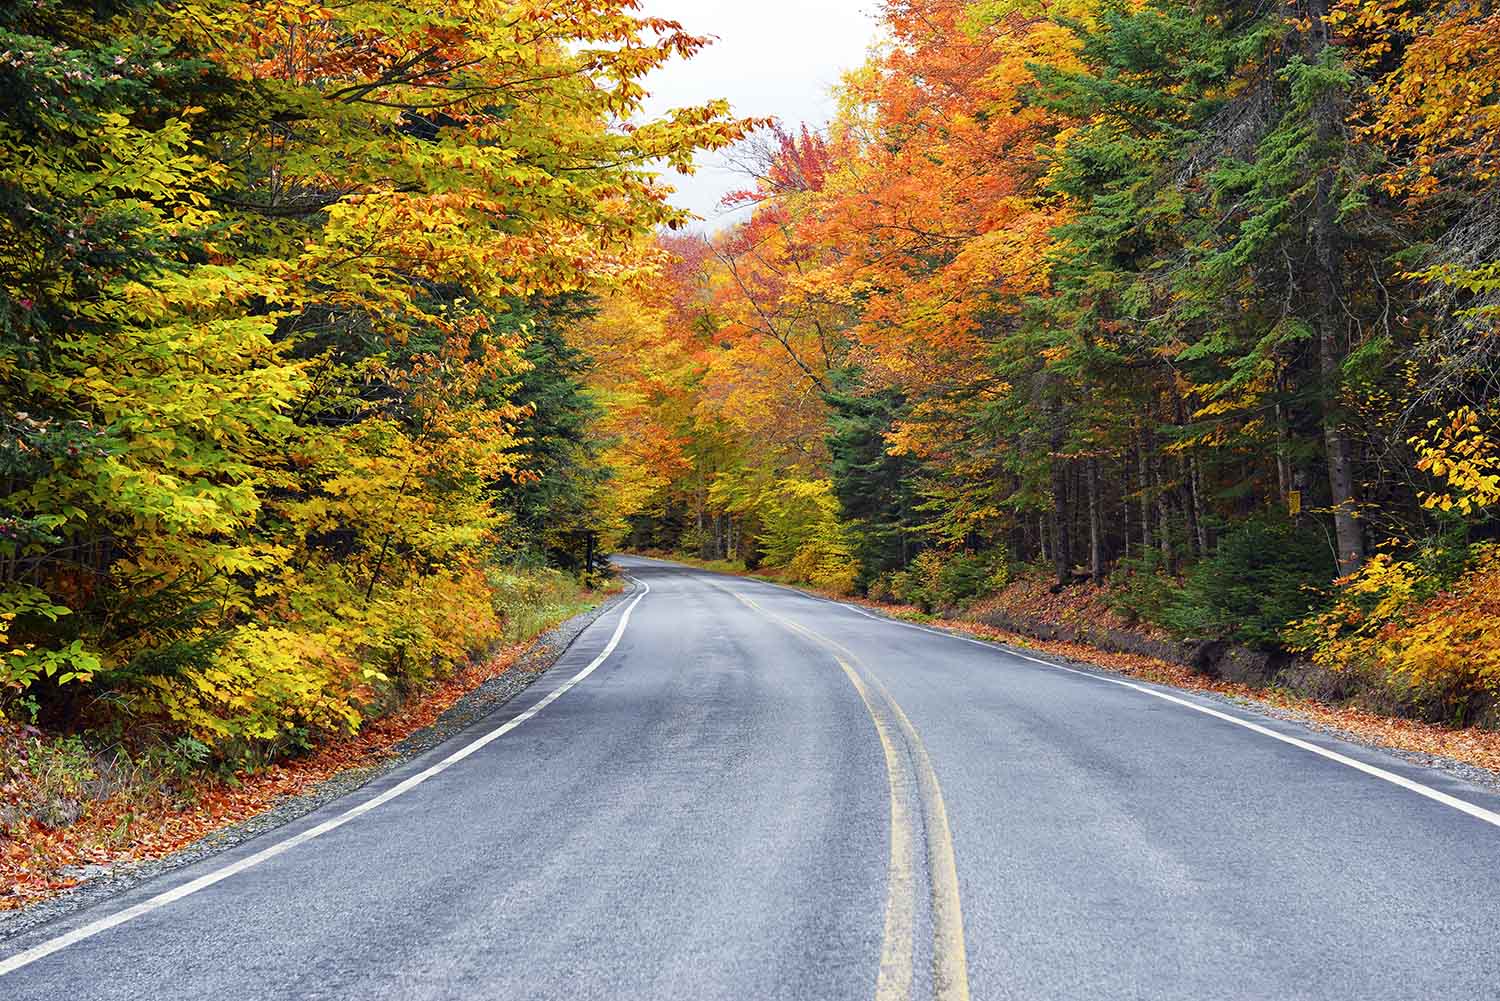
0,576,651,978
692,562,1500,832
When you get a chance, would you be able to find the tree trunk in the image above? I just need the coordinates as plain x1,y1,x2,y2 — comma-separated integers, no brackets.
1320,330,1364,573
1154,453,1172,572
1305,0,1365,575
1274,374,1292,505
1191,455,1209,555
1172,388,1202,559
1137,434,1153,557
1051,445,1071,589
1087,457,1103,581
1042,374,1072,588
696,468,709,559
1052,465,1071,588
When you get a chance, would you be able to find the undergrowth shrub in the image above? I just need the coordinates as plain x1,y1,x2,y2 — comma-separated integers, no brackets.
1156,517,1333,649
884,549,1009,611
0,561,588,810
131,564,573,763
786,539,859,595
0,733,96,830
141,625,368,754
937,550,1010,607
0,723,216,835
1106,553,1178,627
489,565,592,644
1290,542,1500,716
758,479,860,595
888,550,942,611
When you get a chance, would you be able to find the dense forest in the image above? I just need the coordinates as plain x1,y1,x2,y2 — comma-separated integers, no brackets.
612,0,1500,715
0,0,749,765
3,0,1499,801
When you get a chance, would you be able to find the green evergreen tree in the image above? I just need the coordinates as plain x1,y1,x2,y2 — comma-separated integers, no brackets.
825,375,922,584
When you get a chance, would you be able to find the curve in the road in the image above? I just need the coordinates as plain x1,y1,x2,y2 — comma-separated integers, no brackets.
6,555,1500,1001
825,593,1500,832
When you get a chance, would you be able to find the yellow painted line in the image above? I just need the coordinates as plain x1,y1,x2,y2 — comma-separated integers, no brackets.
836,655,918,1001
867,674,971,1001
736,593,916,999
734,591,970,1001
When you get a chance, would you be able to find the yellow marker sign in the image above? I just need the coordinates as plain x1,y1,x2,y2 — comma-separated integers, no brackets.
1288,490,1302,516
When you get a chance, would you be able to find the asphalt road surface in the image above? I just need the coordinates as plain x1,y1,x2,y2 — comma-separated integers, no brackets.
5,556,1500,1000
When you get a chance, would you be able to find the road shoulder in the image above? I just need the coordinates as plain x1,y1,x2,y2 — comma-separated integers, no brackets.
0,582,637,943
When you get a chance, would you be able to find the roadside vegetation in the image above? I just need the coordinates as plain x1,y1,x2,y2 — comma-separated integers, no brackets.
2,567,603,909
606,0,1500,730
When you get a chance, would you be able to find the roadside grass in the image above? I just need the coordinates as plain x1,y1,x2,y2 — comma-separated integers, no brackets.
1,571,618,912
491,568,609,645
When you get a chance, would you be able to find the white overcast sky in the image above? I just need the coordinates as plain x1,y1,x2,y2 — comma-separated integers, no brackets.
637,1,882,229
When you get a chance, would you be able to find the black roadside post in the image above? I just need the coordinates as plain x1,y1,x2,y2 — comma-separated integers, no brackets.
583,530,596,589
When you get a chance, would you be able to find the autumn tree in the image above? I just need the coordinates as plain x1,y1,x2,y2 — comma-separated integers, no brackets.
2,0,753,748
616,0,1498,683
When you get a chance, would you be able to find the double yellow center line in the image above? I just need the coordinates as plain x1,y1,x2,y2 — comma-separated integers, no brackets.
733,593,970,1001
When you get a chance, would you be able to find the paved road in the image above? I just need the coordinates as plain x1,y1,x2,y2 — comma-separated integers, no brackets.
4,556,1500,1000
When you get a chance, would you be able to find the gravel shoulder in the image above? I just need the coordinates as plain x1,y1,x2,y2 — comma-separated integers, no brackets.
0,582,634,943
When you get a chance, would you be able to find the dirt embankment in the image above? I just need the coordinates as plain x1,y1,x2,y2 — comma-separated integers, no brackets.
959,572,1498,729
